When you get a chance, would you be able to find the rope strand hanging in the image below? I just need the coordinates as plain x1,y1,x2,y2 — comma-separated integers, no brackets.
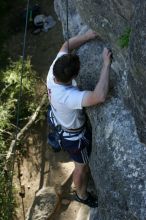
66,0,70,53
7,0,30,219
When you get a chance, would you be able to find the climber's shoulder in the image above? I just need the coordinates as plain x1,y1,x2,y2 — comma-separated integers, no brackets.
82,91,105,107
59,42,68,53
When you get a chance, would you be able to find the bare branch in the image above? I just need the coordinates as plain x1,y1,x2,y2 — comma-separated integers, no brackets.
5,93,47,167
0,129,13,137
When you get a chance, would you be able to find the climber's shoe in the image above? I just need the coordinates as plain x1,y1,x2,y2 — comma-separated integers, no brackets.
74,192,98,208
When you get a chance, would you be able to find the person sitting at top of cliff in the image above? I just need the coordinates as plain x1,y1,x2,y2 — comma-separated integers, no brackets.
47,30,112,207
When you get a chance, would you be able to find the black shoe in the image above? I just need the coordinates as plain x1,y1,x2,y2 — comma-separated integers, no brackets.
75,192,98,208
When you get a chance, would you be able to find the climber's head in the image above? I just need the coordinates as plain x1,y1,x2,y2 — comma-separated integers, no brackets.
53,54,80,83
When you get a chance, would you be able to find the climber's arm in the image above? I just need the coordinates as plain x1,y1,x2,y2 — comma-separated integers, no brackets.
82,48,112,107
59,31,98,53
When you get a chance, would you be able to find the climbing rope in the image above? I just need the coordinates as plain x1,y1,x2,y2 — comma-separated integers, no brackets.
66,0,70,53
6,0,30,219
17,155,26,219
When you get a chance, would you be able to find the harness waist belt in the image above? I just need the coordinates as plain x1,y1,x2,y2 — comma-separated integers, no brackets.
61,124,85,133
50,108,85,133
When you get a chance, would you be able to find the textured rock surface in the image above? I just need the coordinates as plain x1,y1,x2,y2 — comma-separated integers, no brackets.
26,187,59,220
75,0,146,142
128,1,146,141
54,0,146,220
75,0,135,42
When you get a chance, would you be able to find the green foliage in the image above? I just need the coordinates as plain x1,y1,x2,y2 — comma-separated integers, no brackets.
0,57,37,141
117,28,131,48
0,1,38,217
1,58,37,121
0,162,15,220
0,57,37,219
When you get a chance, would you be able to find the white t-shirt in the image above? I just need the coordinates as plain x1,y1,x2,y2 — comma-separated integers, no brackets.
47,52,87,129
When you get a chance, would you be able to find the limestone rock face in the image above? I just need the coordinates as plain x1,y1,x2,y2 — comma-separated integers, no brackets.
54,0,146,220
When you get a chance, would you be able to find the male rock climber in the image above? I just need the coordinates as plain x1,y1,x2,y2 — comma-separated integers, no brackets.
47,31,112,207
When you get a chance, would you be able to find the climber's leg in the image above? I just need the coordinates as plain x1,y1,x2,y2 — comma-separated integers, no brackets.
73,161,98,207
62,128,98,207
73,161,89,198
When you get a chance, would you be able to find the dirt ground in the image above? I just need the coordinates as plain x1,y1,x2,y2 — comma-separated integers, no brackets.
7,0,90,220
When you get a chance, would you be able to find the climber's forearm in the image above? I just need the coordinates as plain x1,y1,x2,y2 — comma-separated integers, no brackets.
82,63,110,107
93,63,110,102
59,31,98,52
82,47,112,107
63,35,90,51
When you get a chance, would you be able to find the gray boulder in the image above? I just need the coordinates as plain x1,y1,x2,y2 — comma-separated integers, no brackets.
26,187,59,220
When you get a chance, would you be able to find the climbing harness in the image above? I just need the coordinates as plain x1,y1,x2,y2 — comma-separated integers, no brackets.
47,106,63,152
47,106,85,152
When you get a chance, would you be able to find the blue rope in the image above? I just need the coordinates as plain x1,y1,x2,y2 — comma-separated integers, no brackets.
7,0,30,219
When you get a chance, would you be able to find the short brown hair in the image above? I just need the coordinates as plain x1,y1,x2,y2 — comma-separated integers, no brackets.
53,54,80,83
